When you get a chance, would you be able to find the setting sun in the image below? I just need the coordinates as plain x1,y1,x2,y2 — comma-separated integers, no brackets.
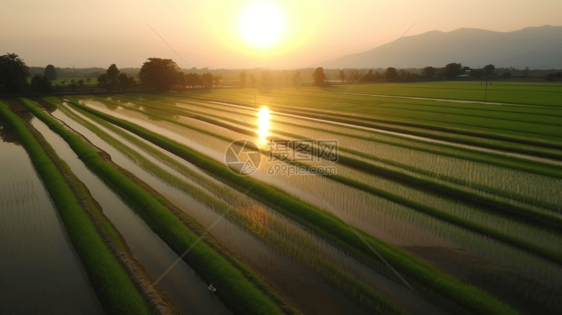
238,3,285,49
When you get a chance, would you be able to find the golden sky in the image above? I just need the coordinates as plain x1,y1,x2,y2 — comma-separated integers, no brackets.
1,0,561,68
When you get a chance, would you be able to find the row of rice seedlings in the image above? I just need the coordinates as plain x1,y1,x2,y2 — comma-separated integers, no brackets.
335,151,562,221
0,118,109,314
327,158,562,253
61,97,418,314
132,95,560,286
322,95,562,125
113,96,562,224
28,104,237,315
118,99,556,239
267,100,562,145
0,101,153,315
266,106,561,175
86,96,562,264
20,98,290,315
54,102,340,315
77,95,556,272
101,97,261,145
56,100,413,315
136,95,561,201
162,91,562,156
185,95,562,173
345,82,562,108
64,98,420,309
222,90,562,153
69,99,523,315
58,107,464,255
136,95,560,312
281,152,562,265
151,97,562,215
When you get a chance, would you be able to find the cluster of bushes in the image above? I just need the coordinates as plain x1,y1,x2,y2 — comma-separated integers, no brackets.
0,53,53,94
546,72,562,81
333,63,498,83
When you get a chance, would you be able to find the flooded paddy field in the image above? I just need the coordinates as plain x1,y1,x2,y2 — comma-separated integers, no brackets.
1,88,561,315
0,115,104,314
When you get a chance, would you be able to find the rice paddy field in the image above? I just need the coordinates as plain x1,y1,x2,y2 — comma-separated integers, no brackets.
1,81,561,314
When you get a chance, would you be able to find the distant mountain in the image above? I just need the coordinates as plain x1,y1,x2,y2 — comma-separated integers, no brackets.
318,25,562,69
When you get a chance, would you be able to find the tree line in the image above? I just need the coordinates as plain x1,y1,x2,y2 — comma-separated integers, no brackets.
0,54,222,95
237,63,511,88
2,52,560,96
330,63,498,84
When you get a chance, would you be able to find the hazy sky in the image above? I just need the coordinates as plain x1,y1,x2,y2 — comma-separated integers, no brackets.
2,0,561,69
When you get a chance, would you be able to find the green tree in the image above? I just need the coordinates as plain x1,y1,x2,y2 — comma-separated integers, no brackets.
249,73,256,87
0,53,30,94
44,64,57,80
444,63,462,79
422,66,436,79
201,73,214,89
384,67,399,81
97,73,108,89
30,75,53,94
117,73,135,91
291,70,301,87
338,70,346,82
261,71,272,88
97,64,120,92
213,74,221,88
312,67,326,87
185,73,199,88
483,64,496,77
347,70,360,82
139,58,182,91
239,71,247,86
522,66,530,78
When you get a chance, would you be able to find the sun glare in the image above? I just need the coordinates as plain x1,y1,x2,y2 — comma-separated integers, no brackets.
238,3,285,49
256,106,271,144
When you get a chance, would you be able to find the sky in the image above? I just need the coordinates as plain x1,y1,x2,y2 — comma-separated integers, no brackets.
1,0,561,69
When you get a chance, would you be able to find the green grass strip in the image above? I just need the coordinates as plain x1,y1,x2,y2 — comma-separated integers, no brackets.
18,98,286,315
70,99,519,315
0,100,152,315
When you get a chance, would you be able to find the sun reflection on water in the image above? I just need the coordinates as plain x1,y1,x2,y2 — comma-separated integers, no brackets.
256,106,271,145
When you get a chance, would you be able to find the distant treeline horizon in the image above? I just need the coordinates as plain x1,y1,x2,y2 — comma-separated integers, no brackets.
4,50,561,97
29,66,562,81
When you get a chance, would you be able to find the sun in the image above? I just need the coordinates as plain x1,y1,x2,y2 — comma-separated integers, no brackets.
238,3,285,49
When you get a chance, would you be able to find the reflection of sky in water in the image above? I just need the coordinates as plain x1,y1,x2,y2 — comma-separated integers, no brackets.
0,122,103,314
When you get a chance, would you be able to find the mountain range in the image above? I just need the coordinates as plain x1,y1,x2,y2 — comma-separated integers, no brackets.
318,25,562,69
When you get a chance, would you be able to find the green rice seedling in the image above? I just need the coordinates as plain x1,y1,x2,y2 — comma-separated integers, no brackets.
0,100,152,315
69,99,518,315
19,98,289,315
53,98,411,315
